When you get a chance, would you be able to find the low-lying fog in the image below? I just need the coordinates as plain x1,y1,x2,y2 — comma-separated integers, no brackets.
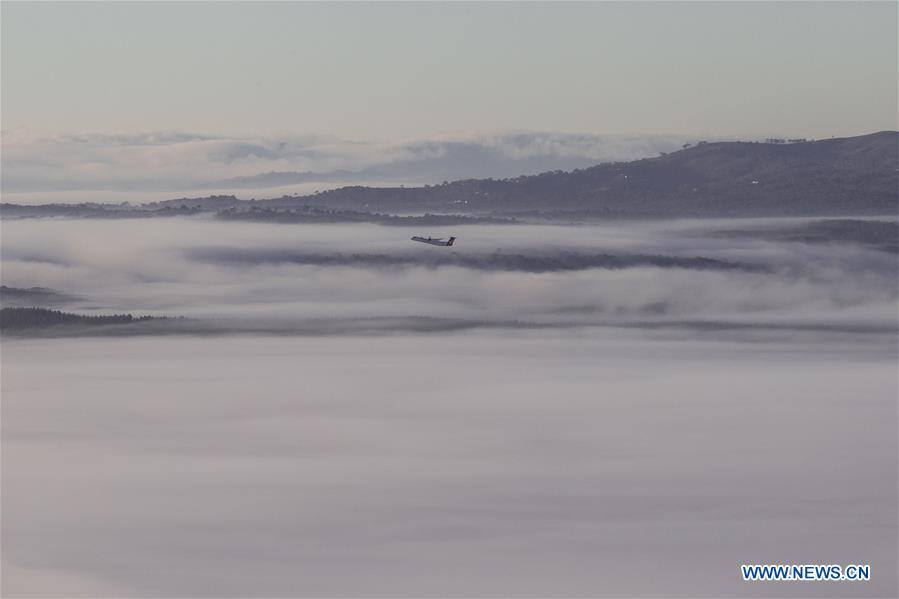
2,216,897,596
2,216,897,332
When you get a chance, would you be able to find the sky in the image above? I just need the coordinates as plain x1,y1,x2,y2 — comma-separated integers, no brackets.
2,1,897,141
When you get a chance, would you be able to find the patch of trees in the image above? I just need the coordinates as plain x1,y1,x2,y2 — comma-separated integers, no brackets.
0,307,160,330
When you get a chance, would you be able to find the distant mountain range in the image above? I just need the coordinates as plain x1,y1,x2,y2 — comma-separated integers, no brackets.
3,132,896,219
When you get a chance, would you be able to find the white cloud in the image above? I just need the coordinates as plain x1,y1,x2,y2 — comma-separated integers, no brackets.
1,129,715,198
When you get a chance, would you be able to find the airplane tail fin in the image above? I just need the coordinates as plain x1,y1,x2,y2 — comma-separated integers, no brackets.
447,237,456,246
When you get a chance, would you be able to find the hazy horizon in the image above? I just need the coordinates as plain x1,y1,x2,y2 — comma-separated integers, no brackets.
0,130,731,203
3,2,897,204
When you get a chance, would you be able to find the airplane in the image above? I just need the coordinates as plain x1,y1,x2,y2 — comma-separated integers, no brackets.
411,236,456,247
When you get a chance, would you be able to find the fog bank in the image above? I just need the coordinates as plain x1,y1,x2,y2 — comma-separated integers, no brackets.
2,218,897,333
2,333,896,596
2,216,896,596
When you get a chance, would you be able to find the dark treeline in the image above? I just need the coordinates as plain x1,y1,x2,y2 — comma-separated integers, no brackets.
187,248,764,274
1,201,514,226
215,206,515,226
0,307,161,330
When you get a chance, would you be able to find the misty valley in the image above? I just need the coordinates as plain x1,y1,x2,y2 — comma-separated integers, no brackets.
2,216,896,337
1,214,897,596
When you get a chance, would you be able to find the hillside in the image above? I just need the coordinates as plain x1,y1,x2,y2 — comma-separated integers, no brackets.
258,131,898,217
1,132,895,220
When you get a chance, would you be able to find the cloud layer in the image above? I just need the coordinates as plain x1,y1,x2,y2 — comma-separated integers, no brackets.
1,216,896,596
2,217,895,332
3,333,896,596
1,129,712,199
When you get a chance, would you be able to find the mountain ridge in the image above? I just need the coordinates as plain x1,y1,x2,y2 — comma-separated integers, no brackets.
260,131,896,217
2,131,896,219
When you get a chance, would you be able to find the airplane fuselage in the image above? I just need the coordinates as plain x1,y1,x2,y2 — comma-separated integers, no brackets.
411,236,456,247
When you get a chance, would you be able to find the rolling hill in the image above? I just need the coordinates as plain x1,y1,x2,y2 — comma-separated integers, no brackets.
258,131,896,217
2,132,895,220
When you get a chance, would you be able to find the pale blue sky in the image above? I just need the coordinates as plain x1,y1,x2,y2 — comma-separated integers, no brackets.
2,1,896,140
